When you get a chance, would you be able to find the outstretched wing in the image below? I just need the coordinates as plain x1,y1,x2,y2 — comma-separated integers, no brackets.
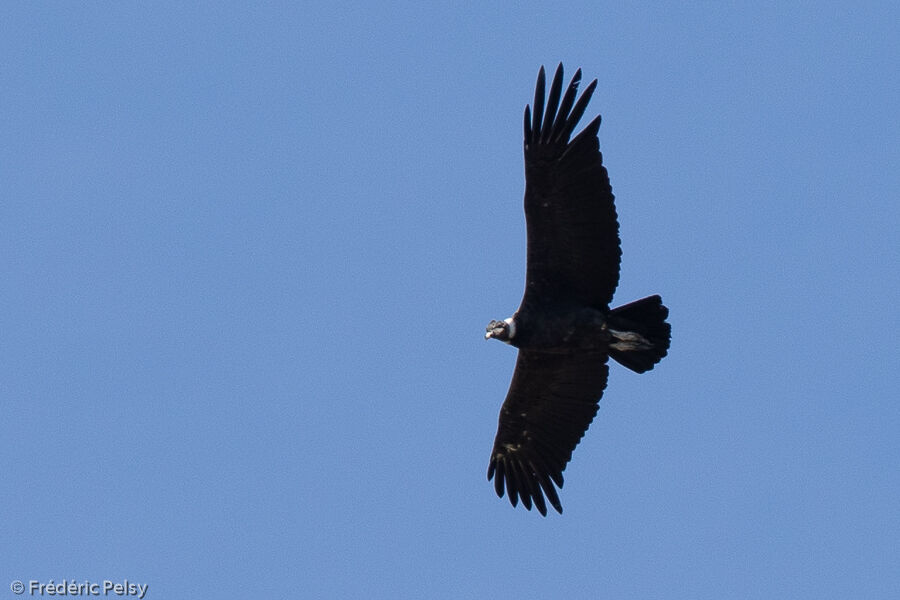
521,63,621,310
487,349,609,515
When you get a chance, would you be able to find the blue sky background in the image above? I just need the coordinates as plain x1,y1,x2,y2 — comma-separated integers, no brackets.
2,2,898,598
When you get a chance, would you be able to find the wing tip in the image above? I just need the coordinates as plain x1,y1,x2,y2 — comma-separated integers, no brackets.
526,64,600,149
488,453,565,516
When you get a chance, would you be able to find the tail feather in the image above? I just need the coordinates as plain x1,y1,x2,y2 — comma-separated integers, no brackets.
607,295,671,373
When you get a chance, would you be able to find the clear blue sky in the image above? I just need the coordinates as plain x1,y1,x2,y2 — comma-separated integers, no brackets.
3,3,898,599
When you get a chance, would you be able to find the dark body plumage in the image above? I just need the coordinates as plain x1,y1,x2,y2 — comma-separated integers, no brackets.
485,64,671,516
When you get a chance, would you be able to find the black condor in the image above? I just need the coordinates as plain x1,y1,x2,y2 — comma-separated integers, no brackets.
485,64,671,516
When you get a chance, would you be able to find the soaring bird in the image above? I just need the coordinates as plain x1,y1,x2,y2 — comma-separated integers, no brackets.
484,64,671,516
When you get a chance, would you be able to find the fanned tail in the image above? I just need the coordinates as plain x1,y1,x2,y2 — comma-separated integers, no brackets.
607,295,671,373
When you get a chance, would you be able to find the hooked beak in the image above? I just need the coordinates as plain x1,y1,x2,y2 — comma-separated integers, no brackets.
485,325,504,340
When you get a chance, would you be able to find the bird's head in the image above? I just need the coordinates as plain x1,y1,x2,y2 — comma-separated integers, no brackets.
485,317,516,343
